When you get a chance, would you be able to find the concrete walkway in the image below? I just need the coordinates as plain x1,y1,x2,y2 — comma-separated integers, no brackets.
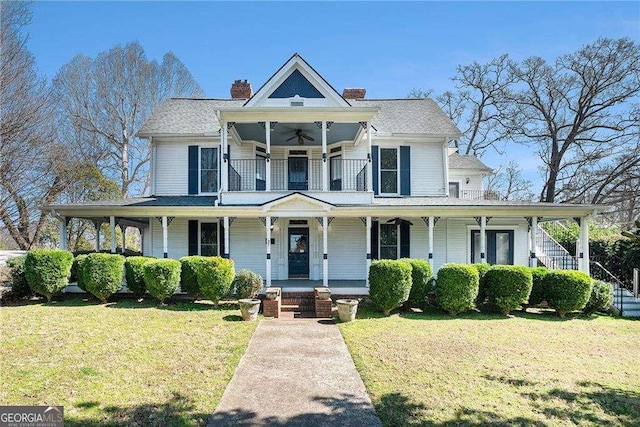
209,319,381,427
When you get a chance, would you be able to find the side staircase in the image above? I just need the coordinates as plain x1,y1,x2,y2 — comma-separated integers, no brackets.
535,226,578,270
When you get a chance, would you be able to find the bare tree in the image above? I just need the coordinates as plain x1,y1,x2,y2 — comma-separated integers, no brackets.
0,2,79,249
486,161,535,201
53,42,204,196
501,38,640,203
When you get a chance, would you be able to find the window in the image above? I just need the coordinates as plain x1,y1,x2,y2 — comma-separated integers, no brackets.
200,223,218,256
380,223,398,259
449,182,460,198
380,148,398,194
471,230,514,264
256,154,266,191
200,147,218,193
330,155,342,191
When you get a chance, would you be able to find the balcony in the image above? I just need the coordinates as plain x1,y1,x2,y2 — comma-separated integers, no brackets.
451,189,504,201
228,158,368,192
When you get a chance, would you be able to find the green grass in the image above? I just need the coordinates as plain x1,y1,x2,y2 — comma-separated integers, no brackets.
0,296,257,426
339,305,640,426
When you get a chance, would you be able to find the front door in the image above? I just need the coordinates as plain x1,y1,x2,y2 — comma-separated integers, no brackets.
288,157,308,190
288,227,309,277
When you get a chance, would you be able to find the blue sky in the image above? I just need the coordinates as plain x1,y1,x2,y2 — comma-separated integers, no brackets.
28,1,640,191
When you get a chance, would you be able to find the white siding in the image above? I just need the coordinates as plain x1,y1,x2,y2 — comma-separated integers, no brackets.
328,218,366,280
150,218,189,259
410,219,447,271
155,142,188,195
230,218,268,278
449,170,485,193
410,143,445,196
230,143,255,160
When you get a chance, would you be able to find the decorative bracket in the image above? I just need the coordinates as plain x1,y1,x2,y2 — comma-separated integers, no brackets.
359,121,368,130
315,217,334,226
156,216,175,226
218,217,236,227
227,122,235,130
474,216,491,226
574,217,582,226
421,217,440,227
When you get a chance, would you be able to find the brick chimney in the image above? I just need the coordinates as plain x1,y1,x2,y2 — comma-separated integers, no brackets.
342,88,366,99
230,79,253,99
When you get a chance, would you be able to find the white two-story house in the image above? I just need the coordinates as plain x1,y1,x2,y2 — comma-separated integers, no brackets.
46,54,599,294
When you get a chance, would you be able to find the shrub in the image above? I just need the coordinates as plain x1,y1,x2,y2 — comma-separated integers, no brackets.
471,263,491,304
368,260,413,315
435,263,479,315
180,256,205,298
398,258,432,308
125,256,152,297
84,253,125,303
527,267,549,307
6,255,31,298
583,280,614,315
233,269,263,299
484,265,533,315
143,259,181,304
543,270,593,317
24,249,73,303
73,254,89,292
196,257,235,305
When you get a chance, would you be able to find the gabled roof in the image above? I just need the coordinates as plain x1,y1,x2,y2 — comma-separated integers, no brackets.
244,53,350,107
448,152,493,173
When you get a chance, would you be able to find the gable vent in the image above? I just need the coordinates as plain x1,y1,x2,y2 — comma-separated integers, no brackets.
291,101,304,107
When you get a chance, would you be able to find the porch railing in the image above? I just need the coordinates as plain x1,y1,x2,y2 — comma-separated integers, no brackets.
453,189,503,200
228,158,367,192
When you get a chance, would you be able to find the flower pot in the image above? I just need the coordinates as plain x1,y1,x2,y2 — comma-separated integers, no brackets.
239,298,261,321
336,299,359,322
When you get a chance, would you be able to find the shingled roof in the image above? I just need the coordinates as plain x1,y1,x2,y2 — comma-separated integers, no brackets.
448,152,493,173
138,97,462,138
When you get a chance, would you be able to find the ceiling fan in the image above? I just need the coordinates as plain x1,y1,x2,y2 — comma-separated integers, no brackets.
286,129,315,145
386,218,414,226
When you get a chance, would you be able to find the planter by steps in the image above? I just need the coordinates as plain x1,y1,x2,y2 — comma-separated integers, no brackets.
239,298,261,321
336,299,359,322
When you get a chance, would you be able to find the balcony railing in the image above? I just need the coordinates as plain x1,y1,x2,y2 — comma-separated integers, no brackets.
228,158,368,192
451,189,503,201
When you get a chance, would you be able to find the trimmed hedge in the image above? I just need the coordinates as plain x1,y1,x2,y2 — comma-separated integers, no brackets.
400,258,433,308
24,249,73,303
74,254,89,292
233,269,263,299
583,280,614,315
527,267,549,307
543,270,593,317
125,256,153,297
6,255,31,298
368,260,412,315
197,257,235,305
84,253,125,303
472,263,492,305
484,265,533,315
435,263,479,315
180,256,205,298
143,259,181,304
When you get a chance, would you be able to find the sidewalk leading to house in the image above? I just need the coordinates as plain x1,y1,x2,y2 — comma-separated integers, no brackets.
209,319,381,427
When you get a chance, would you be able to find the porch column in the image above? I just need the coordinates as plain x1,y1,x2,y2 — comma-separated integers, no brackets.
580,217,590,275
322,121,328,191
110,216,117,253
322,216,329,287
224,216,230,258
265,120,271,191
59,216,67,251
366,121,373,192
480,216,487,264
94,221,101,252
120,225,126,254
428,216,435,268
366,216,371,288
266,216,272,287
221,122,228,192
162,216,168,258
530,217,538,267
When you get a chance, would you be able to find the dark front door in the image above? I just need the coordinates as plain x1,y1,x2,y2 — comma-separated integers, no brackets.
288,157,308,190
288,227,309,277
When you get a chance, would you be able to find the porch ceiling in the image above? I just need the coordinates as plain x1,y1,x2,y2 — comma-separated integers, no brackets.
234,122,360,146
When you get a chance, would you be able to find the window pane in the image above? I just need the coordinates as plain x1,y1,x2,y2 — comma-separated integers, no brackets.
330,156,342,180
201,223,217,245
201,148,217,169
380,224,397,245
495,232,511,265
473,232,481,263
380,247,398,260
201,244,218,257
381,171,397,193
256,155,266,179
380,149,397,170
201,170,218,193
449,182,460,198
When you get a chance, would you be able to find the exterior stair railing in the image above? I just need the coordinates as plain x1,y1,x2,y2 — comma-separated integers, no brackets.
590,260,629,316
535,223,578,270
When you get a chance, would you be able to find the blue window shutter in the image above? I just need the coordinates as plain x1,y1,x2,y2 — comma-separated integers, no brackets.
219,222,225,258
400,146,411,195
400,222,410,258
188,145,198,195
371,220,379,260
372,145,379,195
188,220,198,255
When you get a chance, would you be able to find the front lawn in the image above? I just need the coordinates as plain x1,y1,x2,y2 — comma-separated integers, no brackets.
0,297,257,426
339,306,640,426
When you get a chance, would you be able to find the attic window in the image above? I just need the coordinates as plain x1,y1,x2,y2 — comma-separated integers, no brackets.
291,101,304,107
